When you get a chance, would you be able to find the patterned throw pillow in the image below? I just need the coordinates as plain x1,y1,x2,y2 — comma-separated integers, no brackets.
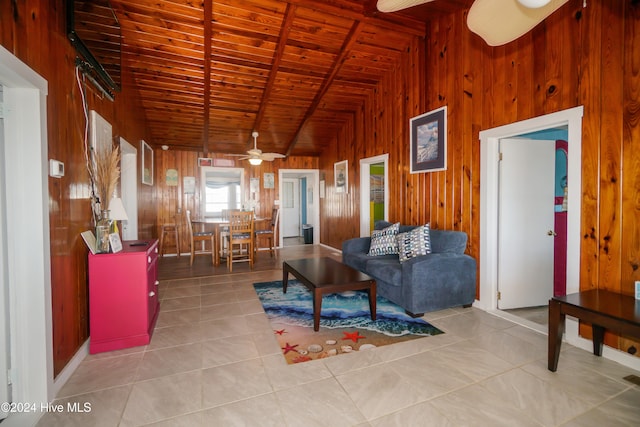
397,224,432,263
367,222,400,256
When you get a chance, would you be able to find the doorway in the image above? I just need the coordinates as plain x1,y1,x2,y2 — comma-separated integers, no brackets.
359,154,389,237
0,45,54,425
278,169,319,247
478,106,583,333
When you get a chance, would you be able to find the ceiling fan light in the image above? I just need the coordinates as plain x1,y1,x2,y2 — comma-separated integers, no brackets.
248,157,262,166
517,0,551,8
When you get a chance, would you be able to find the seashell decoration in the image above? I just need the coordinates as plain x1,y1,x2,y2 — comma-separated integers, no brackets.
308,344,323,353
358,344,377,351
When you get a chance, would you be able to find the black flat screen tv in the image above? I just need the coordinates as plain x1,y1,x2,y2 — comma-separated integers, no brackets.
66,0,121,95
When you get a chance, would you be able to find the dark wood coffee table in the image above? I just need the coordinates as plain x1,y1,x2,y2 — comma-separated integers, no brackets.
283,257,376,331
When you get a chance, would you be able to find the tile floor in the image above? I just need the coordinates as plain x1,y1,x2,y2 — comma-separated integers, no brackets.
37,269,640,426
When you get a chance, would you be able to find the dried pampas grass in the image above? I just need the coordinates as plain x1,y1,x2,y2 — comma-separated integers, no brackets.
93,145,120,212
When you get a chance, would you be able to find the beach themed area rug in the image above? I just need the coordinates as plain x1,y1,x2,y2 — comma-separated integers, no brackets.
254,280,444,364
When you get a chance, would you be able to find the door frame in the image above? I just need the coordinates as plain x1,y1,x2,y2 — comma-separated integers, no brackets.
359,154,389,237
479,107,583,315
278,169,319,247
0,45,54,425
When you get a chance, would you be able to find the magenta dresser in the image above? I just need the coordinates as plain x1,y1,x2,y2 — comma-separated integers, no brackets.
88,239,160,354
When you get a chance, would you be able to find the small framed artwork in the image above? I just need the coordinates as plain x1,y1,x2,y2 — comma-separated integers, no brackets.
410,106,447,173
141,140,154,185
334,160,348,193
183,176,196,194
166,168,178,186
264,172,275,189
198,157,213,167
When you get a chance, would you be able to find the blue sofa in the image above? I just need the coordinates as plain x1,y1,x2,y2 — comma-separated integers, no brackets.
342,221,476,317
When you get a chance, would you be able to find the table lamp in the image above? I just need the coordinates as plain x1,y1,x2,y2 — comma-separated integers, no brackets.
108,197,129,237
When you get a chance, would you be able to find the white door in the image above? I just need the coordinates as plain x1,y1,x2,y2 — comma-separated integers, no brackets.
0,85,10,420
282,178,300,237
498,138,556,309
120,138,138,240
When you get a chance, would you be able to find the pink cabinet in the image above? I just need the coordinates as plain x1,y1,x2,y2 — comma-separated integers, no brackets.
88,239,160,354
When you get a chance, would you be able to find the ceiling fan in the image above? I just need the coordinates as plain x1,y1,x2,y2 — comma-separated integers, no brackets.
377,0,570,46
226,131,286,166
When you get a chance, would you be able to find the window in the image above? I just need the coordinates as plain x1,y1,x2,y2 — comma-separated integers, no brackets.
200,167,244,217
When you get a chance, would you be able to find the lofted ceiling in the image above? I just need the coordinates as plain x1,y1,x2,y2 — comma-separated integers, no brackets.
101,0,472,157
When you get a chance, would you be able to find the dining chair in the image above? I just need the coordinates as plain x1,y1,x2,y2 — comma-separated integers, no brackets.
225,211,254,272
255,207,279,257
185,210,214,266
159,213,181,258
219,208,240,261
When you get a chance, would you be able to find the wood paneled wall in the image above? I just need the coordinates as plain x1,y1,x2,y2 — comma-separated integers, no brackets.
320,0,639,355
153,151,318,254
1,1,156,375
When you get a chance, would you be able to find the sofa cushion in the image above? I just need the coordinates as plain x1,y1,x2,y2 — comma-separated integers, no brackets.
397,224,432,263
368,222,400,256
366,256,403,286
343,251,370,272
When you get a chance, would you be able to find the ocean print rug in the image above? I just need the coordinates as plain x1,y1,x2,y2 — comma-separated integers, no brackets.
254,280,444,364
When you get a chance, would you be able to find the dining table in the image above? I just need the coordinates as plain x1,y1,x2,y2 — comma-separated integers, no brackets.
191,216,270,266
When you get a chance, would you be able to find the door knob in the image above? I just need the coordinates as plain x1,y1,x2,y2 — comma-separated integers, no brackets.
547,230,557,236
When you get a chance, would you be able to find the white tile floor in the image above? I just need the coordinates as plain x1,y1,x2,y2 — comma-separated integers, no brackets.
37,269,640,426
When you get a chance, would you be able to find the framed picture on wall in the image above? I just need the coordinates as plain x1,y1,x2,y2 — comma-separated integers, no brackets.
141,140,154,185
334,160,348,193
198,157,213,167
410,106,447,173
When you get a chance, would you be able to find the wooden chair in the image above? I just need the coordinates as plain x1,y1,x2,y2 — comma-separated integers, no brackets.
225,211,254,272
255,208,279,257
159,213,181,257
219,208,239,261
185,210,214,266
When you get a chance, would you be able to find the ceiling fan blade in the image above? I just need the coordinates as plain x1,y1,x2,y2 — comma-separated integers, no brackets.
376,0,434,13
467,0,569,46
224,153,250,159
260,153,286,161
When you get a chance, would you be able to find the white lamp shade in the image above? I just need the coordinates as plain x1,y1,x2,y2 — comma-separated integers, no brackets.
108,197,129,221
517,0,551,8
248,157,263,166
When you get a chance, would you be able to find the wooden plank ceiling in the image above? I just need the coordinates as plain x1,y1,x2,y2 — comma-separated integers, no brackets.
107,0,470,157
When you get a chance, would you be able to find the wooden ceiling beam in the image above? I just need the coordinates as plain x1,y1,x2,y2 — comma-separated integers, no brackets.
285,20,364,156
248,3,297,149
202,0,212,153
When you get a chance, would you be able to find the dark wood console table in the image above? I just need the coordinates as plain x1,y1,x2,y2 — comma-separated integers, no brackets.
548,289,640,371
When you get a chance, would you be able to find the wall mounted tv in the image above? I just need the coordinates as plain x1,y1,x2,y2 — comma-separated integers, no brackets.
66,0,121,98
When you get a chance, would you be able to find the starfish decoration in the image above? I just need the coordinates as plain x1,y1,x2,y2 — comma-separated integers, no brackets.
342,331,366,343
274,329,287,335
282,342,299,354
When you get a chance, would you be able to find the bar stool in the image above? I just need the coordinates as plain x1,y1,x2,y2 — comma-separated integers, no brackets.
159,214,181,257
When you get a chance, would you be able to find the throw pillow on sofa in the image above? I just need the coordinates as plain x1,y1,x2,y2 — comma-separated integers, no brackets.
368,222,400,256
397,223,432,263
